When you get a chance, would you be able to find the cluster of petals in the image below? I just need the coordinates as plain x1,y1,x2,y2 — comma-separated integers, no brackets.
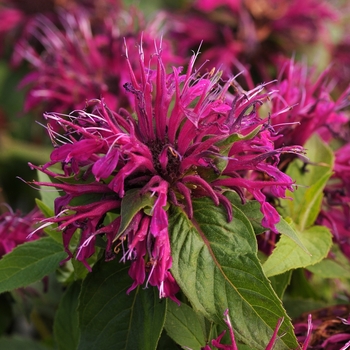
31,47,303,300
0,205,43,258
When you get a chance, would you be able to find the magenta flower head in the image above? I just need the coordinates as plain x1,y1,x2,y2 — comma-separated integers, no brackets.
267,57,350,149
14,5,176,114
163,0,338,81
30,45,302,301
0,0,121,59
0,205,43,258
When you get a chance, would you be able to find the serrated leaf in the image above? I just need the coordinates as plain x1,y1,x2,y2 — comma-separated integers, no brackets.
54,281,81,350
165,300,206,350
115,189,154,241
77,258,166,350
169,197,298,350
226,192,309,253
263,226,332,277
224,191,267,235
0,237,66,294
280,134,334,231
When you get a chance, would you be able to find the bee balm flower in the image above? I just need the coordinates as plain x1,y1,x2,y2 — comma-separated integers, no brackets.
31,46,301,301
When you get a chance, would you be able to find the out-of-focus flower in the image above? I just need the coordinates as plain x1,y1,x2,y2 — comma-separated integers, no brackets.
331,34,350,96
266,57,350,149
0,205,44,258
201,309,310,350
257,57,349,256
164,0,338,81
30,47,302,301
14,6,177,114
194,0,242,14
294,305,350,349
204,307,350,349
319,143,350,260
0,0,121,58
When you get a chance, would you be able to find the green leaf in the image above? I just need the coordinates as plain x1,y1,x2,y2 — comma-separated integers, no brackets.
37,171,59,211
223,191,266,235
157,331,182,350
283,297,328,320
280,134,334,231
269,271,292,300
77,258,166,350
0,237,66,294
275,217,309,254
169,197,298,350
165,300,206,350
307,259,350,279
307,244,350,279
263,226,332,277
35,198,54,219
115,189,154,241
216,125,262,153
287,269,321,300
54,281,81,350
226,192,309,253
35,199,62,244
213,127,262,174
0,337,50,350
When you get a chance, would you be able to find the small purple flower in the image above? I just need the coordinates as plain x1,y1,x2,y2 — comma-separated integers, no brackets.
31,46,301,300
0,205,43,258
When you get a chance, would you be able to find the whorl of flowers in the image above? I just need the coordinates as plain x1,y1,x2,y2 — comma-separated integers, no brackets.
30,46,303,301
